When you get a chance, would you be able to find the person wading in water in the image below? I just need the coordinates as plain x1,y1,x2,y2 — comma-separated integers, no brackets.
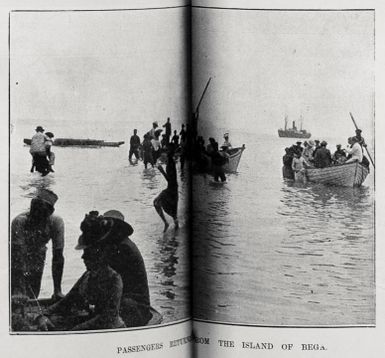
154,143,179,232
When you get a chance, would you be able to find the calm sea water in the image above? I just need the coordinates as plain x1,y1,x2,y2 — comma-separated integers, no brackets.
10,121,190,324
193,130,375,326
11,123,375,326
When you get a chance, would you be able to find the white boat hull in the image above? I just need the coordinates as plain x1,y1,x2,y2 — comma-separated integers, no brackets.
306,162,369,187
223,146,245,173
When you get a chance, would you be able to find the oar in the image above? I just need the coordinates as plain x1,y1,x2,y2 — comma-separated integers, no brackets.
349,112,375,169
195,77,212,116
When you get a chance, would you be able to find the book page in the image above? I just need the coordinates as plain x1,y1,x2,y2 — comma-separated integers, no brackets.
0,0,192,357
192,0,384,356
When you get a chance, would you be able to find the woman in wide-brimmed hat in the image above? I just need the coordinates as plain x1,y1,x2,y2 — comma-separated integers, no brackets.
76,210,152,327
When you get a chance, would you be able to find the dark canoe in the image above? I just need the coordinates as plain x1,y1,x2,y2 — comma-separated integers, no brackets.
13,298,162,331
23,138,125,147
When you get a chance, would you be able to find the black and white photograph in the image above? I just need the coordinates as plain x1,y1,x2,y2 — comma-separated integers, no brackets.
3,0,385,357
192,7,375,326
9,6,191,332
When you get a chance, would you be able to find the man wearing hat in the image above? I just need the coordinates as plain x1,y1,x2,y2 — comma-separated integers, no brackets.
332,144,347,164
36,218,126,331
30,126,50,176
11,189,65,300
313,140,321,156
354,129,367,148
76,210,151,327
302,140,314,164
313,141,332,168
128,129,141,162
345,136,363,164
294,141,303,153
221,132,232,151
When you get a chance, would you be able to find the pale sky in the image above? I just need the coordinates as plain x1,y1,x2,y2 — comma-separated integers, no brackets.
10,8,189,133
193,9,374,142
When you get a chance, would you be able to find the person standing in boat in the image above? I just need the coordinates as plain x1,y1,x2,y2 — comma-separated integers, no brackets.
154,143,179,232
313,141,332,168
11,189,65,300
221,133,232,151
354,129,367,148
345,136,363,164
129,129,141,162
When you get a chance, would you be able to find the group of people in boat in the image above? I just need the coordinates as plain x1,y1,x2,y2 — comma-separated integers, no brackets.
11,189,152,331
283,128,370,183
29,126,55,176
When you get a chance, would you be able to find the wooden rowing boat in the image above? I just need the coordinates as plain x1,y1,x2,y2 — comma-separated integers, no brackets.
12,298,163,331
23,138,125,147
306,162,369,187
223,145,246,173
194,145,246,175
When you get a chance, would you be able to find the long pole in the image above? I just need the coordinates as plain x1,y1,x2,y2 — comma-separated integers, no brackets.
349,112,375,168
195,77,212,115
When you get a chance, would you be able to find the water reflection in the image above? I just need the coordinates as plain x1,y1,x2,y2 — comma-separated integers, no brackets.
19,174,56,198
153,234,179,300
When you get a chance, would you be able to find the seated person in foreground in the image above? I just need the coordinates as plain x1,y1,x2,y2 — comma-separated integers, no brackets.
77,210,152,327
37,226,125,331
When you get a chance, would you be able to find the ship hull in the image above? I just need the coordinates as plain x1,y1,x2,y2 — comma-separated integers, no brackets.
278,129,311,139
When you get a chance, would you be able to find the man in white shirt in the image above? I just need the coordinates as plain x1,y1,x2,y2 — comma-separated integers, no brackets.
345,137,363,164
